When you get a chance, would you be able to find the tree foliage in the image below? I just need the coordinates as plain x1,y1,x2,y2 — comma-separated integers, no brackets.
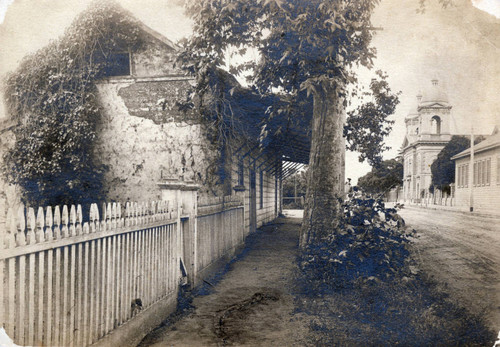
179,0,384,147
344,71,400,166
357,158,403,194
431,135,483,191
182,0,378,91
3,1,145,206
283,169,307,198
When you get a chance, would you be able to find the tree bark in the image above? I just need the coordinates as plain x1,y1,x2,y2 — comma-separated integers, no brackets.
300,84,346,247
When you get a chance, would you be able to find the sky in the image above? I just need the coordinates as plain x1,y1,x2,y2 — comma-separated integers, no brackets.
1,0,499,184
472,0,500,16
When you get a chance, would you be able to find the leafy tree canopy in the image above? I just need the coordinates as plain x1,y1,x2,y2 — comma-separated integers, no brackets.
179,0,400,163
431,135,484,190
344,71,400,166
182,0,378,92
357,158,403,194
3,1,145,206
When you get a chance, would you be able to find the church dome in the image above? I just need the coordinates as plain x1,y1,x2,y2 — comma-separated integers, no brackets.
405,111,419,121
405,92,422,120
405,104,419,119
419,79,449,106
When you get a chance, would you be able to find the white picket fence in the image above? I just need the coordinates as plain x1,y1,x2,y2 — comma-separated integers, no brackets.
0,194,245,347
0,201,180,347
196,195,245,274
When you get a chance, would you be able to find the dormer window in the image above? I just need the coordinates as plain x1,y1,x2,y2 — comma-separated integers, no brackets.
94,51,132,78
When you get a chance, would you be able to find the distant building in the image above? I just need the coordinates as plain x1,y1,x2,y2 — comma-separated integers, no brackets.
452,126,500,214
400,79,453,202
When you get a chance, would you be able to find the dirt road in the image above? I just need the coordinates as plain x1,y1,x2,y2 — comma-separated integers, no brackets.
138,218,307,347
399,206,500,331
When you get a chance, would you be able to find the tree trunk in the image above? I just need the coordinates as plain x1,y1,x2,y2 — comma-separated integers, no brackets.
300,85,345,247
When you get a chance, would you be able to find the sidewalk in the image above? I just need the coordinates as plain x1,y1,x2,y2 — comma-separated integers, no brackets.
399,202,500,220
138,217,307,347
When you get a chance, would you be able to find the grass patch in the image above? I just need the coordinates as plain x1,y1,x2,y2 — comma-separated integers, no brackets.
293,273,494,346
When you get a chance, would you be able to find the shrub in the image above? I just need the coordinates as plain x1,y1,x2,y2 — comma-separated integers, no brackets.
298,188,415,292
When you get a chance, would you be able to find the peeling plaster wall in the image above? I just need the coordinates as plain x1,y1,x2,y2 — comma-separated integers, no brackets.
95,81,219,202
93,32,278,209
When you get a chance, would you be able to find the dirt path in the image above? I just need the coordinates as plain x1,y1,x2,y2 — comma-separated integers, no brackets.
138,217,307,347
399,206,500,331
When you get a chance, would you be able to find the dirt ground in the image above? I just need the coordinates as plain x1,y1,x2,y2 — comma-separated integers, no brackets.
138,217,308,347
399,206,500,331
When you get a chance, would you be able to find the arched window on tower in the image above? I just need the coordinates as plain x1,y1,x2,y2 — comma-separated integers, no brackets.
431,116,441,135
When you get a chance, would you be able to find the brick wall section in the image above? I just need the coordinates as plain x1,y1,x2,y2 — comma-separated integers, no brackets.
117,79,196,124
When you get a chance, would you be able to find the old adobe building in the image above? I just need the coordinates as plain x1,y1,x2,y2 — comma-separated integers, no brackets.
0,5,314,346
92,15,297,233
1,7,311,234
401,79,453,201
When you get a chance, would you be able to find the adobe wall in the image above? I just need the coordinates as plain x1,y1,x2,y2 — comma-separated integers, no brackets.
95,79,221,203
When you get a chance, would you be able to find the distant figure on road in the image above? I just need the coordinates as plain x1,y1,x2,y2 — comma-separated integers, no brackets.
345,178,352,195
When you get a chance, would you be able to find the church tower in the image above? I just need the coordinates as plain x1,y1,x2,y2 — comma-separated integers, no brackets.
401,79,453,202
417,78,452,138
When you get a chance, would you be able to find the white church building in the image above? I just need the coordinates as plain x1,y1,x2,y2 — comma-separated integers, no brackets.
400,79,453,202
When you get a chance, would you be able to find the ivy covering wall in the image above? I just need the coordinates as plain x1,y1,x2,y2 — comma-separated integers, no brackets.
2,1,145,206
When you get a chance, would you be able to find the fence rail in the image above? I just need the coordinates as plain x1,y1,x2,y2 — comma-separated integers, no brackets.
0,193,245,347
196,195,244,274
198,195,243,216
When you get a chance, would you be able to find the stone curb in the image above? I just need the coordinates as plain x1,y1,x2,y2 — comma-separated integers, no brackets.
402,204,500,220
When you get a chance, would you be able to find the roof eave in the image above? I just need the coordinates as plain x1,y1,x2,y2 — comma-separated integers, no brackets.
452,143,500,160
